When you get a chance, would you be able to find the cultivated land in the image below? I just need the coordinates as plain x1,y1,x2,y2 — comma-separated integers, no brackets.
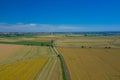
0,41,63,80
58,48,120,80
56,34,120,80
56,35,120,48
0,33,120,80
0,44,23,62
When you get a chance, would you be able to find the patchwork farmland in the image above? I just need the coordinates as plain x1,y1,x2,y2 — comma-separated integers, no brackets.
56,34,120,80
0,32,120,80
0,44,63,80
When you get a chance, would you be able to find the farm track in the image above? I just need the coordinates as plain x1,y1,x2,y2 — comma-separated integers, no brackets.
36,58,55,80
0,45,64,80
47,57,63,80
36,57,63,80
36,47,63,80
53,45,70,80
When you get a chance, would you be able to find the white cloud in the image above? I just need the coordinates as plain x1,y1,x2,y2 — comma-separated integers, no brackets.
0,23,120,32
29,24,37,27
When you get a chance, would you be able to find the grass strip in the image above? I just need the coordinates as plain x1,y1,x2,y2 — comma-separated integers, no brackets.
0,41,52,46
52,46,70,80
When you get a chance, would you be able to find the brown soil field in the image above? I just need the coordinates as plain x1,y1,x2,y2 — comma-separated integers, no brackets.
0,44,24,62
58,47,120,80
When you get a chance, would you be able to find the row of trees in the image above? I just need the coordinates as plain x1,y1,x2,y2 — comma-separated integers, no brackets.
81,46,111,49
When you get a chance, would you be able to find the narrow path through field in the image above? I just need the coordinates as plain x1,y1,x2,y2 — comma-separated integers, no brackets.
36,46,63,80
53,45,71,80
0,45,64,80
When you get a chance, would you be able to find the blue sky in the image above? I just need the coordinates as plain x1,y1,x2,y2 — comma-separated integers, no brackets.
0,0,120,32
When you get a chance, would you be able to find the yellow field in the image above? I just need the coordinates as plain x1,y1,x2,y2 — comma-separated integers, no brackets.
0,44,63,80
0,57,48,80
58,47,120,80
0,44,49,80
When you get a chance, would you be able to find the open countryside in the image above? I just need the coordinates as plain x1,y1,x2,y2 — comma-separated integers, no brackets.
0,36,63,80
0,32,120,80
56,33,120,80
1,0,120,80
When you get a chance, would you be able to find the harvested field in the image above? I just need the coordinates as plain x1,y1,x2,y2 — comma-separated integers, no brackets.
0,57,48,80
58,47,120,80
37,57,63,80
0,44,23,62
0,44,63,80
56,35,120,48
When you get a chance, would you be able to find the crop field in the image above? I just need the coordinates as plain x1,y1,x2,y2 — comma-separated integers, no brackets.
56,35,120,48
0,57,48,80
0,44,63,80
0,33,120,80
56,34,120,80
58,47,120,80
0,44,24,62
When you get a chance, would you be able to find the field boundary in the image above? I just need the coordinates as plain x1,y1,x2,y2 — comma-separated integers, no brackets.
0,41,52,46
52,43,70,80
56,46,120,49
